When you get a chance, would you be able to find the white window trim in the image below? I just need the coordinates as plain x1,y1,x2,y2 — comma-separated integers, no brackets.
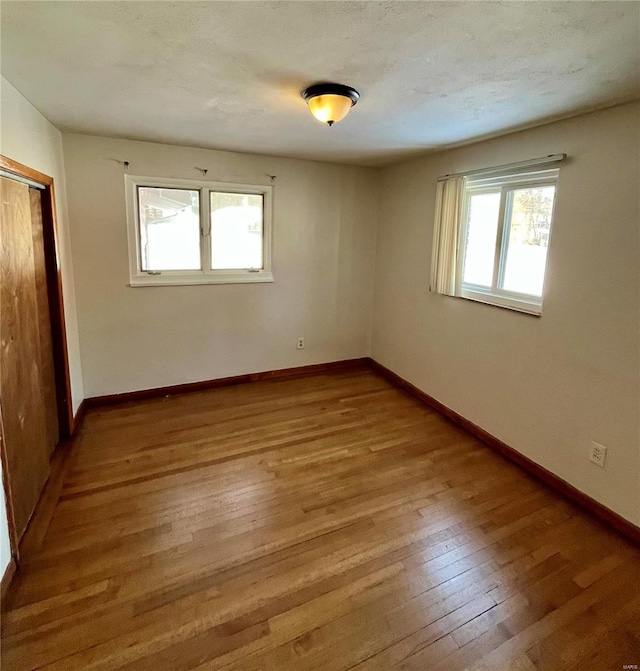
125,175,274,286
456,168,559,317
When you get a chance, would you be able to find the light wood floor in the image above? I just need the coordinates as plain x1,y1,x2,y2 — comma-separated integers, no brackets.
2,369,639,670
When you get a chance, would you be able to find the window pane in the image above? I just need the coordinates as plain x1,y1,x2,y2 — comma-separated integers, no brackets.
462,192,501,286
210,192,263,270
138,187,200,271
501,186,555,296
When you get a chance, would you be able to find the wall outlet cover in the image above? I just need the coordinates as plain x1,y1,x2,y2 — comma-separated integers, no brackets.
589,442,607,468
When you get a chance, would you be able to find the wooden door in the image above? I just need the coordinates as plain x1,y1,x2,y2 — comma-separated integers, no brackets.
29,189,59,452
0,176,59,540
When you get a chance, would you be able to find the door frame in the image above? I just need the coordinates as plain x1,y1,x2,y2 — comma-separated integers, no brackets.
1,155,74,557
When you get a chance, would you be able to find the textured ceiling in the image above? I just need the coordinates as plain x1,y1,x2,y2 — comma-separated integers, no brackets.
1,1,638,166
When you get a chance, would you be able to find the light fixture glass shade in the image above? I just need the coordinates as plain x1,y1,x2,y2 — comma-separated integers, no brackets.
302,84,359,126
307,94,354,125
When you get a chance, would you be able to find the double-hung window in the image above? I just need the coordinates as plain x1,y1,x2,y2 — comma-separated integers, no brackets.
431,157,562,315
125,175,273,286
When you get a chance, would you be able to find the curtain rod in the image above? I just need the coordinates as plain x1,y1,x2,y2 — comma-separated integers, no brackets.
0,169,46,190
438,154,566,182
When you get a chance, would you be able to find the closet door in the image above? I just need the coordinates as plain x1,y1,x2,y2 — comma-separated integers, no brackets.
29,188,59,453
0,176,58,540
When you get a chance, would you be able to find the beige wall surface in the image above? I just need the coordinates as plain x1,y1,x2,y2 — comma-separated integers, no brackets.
371,102,640,525
0,76,85,575
62,133,378,397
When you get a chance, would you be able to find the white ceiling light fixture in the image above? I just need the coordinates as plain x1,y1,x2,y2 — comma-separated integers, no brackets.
302,83,360,127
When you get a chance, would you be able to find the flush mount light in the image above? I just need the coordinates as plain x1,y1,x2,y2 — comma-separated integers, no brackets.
302,83,360,127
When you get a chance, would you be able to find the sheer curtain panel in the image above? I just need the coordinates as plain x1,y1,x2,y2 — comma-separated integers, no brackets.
430,176,464,296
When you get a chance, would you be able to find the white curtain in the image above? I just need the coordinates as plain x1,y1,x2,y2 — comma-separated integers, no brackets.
430,176,464,297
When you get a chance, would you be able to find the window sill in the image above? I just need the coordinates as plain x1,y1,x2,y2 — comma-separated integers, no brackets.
128,271,274,287
460,287,542,316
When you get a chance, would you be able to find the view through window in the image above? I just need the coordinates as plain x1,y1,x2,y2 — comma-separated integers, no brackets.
210,192,264,270
138,187,200,271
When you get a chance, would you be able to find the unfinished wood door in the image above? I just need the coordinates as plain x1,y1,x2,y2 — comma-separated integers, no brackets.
1,176,58,540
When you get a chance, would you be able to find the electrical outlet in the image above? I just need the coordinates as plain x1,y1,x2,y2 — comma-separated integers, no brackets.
589,442,607,468
296,337,304,350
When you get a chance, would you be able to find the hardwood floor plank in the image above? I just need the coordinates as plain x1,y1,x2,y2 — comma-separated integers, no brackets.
3,369,639,671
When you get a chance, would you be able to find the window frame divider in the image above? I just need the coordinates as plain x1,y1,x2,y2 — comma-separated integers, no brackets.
199,187,211,273
491,187,509,292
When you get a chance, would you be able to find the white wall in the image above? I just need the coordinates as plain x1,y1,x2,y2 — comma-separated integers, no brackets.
62,134,378,397
372,102,640,525
0,77,84,576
